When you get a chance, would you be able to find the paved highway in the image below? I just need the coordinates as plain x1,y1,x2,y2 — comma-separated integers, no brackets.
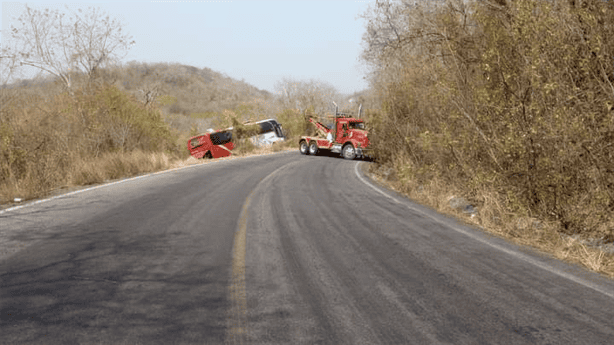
1,151,613,344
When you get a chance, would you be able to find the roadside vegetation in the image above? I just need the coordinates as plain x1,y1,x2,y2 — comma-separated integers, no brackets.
0,81,179,203
0,58,343,206
360,0,614,277
0,5,349,207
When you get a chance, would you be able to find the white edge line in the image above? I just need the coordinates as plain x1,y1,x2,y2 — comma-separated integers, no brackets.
0,150,293,216
354,162,614,300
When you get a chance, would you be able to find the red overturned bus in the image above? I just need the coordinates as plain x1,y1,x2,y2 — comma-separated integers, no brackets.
187,118,285,159
187,129,234,159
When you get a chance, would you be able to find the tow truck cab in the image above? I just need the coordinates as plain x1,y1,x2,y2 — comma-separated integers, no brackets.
299,103,370,160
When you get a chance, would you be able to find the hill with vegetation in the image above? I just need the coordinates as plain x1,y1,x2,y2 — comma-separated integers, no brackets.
112,62,276,134
0,58,359,205
0,61,264,202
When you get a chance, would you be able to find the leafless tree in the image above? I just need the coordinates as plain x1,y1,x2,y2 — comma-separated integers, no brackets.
2,5,135,91
274,77,340,116
1,40,15,87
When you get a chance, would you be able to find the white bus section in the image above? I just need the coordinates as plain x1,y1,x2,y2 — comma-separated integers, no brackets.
226,118,286,147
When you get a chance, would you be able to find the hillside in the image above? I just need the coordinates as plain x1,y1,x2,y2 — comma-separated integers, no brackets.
2,61,280,133
118,62,273,114
0,60,281,204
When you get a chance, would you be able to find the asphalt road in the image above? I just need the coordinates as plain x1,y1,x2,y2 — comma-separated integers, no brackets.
1,150,614,344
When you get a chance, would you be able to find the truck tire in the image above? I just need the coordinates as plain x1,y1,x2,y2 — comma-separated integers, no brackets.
342,144,356,160
299,140,309,155
309,141,319,155
204,151,213,159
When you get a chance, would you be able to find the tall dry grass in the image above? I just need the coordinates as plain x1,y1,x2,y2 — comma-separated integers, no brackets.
368,163,614,278
0,82,182,204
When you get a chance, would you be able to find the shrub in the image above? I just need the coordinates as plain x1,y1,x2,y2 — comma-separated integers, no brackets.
360,0,614,238
0,82,180,203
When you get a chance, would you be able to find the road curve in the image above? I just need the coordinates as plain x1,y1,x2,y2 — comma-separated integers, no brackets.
1,151,614,344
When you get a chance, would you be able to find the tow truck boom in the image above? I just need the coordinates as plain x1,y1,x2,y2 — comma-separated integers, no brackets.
308,118,331,138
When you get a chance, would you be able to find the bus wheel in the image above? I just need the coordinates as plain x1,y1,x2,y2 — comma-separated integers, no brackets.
309,141,319,155
342,144,356,160
299,140,309,155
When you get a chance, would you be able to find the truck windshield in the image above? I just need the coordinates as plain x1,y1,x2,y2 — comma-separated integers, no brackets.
349,122,365,130
210,131,233,145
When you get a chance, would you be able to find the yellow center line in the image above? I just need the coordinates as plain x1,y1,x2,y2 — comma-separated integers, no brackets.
225,161,302,344
227,189,253,344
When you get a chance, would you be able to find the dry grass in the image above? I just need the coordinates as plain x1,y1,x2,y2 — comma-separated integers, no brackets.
0,140,295,209
367,163,614,279
1,150,174,204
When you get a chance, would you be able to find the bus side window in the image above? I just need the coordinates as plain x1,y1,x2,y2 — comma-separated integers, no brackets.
211,131,232,145
259,121,274,135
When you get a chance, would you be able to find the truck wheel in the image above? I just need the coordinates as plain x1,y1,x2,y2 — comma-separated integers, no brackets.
309,141,319,155
204,151,213,159
342,144,356,160
299,140,309,155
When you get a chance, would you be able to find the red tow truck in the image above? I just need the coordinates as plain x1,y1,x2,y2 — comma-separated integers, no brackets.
299,103,370,160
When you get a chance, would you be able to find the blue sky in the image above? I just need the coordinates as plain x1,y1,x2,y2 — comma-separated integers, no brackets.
2,0,373,94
